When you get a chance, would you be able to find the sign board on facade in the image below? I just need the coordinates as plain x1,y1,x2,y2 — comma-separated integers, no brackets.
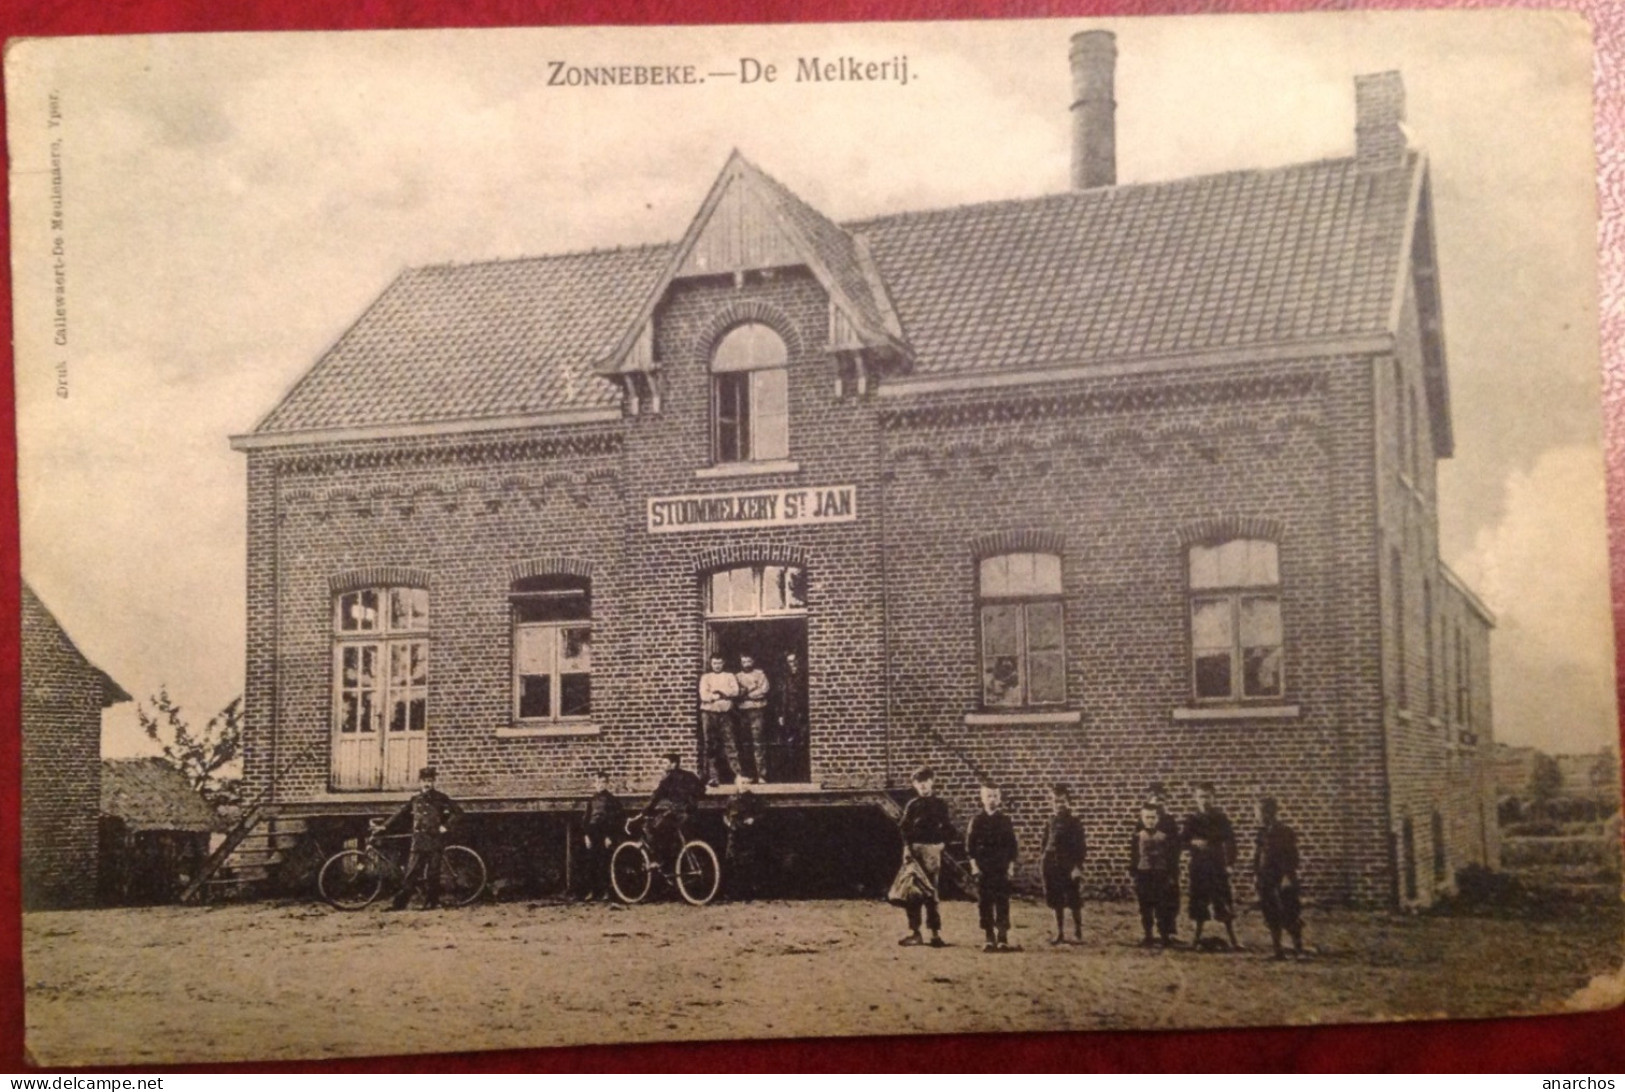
647,484,857,533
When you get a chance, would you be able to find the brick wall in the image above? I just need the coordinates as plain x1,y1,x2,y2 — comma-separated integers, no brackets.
880,355,1391,904
1378,274,1498,906
241,256,1494,909
245,268,889,802
20,586,106,909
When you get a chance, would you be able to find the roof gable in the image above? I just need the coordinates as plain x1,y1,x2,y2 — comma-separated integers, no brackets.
21,582,132,708
595,152,909,377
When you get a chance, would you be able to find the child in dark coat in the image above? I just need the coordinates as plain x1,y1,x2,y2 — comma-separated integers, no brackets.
1254,795,1305,959
965,784,1019,952
1040,783,1087,944
1128,800,1180,946
578,770,624,901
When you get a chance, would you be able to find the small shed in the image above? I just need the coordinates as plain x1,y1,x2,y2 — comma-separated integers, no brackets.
98,758,221,905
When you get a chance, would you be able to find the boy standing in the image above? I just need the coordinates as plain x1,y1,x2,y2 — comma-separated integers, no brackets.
724,782,770,901
577,770,623,901
698,654,741,786
1040,783,1087,944
965,783,1019,952
1128,799,1180,946
894,765,954,948
1254,795,1305,959
1181,781,1240,949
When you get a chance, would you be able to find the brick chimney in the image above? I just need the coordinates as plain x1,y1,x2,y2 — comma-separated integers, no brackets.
1070,30,1116,189
1355,71,1407,171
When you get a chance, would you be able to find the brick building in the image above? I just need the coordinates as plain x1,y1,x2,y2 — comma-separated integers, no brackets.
232,33,1496,906
21,582,132,910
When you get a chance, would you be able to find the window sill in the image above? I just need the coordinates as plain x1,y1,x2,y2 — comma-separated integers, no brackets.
496,723,600,739
1171,705,1300,722
964,711,1081,726
694,460,801,479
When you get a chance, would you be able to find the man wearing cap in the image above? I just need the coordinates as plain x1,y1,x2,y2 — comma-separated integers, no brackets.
893,764,955,948
381,766,465,911
639,751,707,868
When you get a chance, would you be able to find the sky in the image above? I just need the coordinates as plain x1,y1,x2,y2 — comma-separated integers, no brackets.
6,11,1615,757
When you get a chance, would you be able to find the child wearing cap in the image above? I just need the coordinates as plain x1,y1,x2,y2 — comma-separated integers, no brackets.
1254,795,1305,959
891,765,955,948
1128,798,1180,946
1041,783,1087,945
577,769,624,902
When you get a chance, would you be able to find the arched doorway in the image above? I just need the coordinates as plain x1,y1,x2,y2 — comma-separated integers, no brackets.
702,563,810,783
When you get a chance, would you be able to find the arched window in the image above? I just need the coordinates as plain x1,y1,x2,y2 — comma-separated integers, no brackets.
1189,539,1282,701
512,575,592,724
978,552,1065,709
332,584,429,789
712,323,789,464
705,564,807,617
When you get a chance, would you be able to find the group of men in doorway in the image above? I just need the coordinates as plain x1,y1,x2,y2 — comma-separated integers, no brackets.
891,768,1306,959
697,650,805,786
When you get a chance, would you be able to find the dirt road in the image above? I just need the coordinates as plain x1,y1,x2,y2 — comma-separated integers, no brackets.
22,897,1624,1066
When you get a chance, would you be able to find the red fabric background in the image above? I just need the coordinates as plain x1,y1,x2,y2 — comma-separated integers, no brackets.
0,0,1621,1072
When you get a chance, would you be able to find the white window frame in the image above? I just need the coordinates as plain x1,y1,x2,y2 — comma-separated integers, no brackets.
977,552,1067,711
711,323,789,465
510,578,593,728
1188,539,1284,703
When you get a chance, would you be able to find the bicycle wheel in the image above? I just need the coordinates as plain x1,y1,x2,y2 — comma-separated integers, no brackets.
675,840,721,906
610,841,653,904
319,849,385,910
439,845,487,906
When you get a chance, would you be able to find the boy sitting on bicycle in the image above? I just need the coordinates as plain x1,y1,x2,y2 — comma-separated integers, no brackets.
634,751,705,871
379,765,465,910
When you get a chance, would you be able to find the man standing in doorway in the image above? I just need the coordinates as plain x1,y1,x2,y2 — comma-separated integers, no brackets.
778,649,806,783
698,654,741,786
736,653,771,784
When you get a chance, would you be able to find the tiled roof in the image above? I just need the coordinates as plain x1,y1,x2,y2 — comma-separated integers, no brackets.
21,582,132,707
853,155,1416,374
253,155,1418,435
255,245,671,434
101,758,221,833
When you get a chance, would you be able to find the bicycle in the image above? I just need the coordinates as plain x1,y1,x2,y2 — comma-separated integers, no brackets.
317,827,488,910
609,813,721,906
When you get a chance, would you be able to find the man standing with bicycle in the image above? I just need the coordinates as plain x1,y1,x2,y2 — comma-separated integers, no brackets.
381,766,465,910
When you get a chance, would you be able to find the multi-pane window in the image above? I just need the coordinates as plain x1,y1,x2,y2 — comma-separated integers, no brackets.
705,564,807,617
334,586,429,738
512,576,592,723
978,552,1066,709
1189,539,1283,701
712,323,789,464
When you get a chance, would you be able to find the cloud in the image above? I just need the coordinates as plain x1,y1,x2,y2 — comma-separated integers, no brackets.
1451,444,1619,753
